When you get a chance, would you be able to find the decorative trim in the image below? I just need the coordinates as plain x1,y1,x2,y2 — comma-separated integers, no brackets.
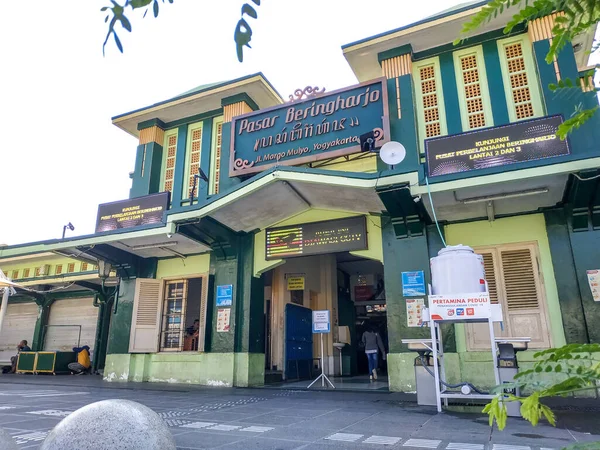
528,13,564,42
139,126,165,145
221,93,259,111
137,118,166,131
224,102,253,123
288,86,326,102
381,54,412,79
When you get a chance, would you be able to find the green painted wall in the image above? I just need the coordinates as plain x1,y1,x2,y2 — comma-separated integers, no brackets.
382,219,431,353
445,214,567,349
568,224,600,343
544,209,589,343
130,142,164,199
104,352,264,387
106,279,135,355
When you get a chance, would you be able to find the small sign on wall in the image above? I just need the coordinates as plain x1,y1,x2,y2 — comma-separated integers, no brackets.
406,298,425,327
287,276,305,291
587,270,600,302
217,308,231,332
402,271,426,296
216,285,233,306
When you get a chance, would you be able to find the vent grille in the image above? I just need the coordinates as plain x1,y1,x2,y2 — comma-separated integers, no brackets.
501,248,540,310
163,134,178,194
136,281,161,326
418,64,443,138
503,41,535,120
459,52,487,129
187,127,202,198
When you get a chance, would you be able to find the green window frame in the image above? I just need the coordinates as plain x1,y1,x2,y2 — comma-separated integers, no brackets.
497,35,544,122
453,45,494,131
413,57,448,153
209,116,224,196
160,129,178,195
183,122,203,200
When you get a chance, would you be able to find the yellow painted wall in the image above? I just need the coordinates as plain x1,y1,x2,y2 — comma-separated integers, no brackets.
156,254,210,279
445,214,566,351
0,256,94,280
253,209,383,277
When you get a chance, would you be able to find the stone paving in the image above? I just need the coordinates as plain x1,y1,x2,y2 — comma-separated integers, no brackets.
0,375,598,449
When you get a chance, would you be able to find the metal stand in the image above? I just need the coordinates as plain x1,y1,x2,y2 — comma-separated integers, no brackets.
429,315,500,412
308,333,335,389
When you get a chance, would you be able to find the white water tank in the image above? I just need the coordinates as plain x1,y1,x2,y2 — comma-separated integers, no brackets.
430,245,486,295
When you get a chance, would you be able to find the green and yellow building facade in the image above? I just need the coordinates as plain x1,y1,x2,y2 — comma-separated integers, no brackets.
1,1,599,393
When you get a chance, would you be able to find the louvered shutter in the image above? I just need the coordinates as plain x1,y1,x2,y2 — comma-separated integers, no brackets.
467,243,551,351
498,244,551,349
129,278,162,353
467,249,507,350
197,277,208,352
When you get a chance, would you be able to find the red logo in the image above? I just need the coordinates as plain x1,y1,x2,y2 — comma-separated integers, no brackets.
466,308,475,316
447,309,455,316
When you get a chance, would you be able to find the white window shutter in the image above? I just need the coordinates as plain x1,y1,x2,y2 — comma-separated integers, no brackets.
467,249,507,350
467,243,551,351
129,278,162,353
499,245,551,349
196,277,209,352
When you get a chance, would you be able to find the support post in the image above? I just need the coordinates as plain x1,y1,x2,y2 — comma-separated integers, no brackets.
0,288,9,338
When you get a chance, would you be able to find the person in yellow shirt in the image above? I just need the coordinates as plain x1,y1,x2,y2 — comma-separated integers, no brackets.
68,345,91,375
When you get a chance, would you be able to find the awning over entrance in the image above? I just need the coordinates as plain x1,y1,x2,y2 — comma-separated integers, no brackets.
169,169,409,233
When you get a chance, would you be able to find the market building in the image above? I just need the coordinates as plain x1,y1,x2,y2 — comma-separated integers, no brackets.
1,1,599,392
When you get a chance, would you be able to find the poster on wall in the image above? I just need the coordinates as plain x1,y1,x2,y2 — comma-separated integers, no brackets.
406,298,425,327
428,293,491,321
402,271,426,296
216,285,233,307
286,276,305,291
217,308,231,332
587,270,600,302
426,115,570,177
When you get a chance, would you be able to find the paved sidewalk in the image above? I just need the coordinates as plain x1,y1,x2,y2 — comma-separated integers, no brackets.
0,375,598,449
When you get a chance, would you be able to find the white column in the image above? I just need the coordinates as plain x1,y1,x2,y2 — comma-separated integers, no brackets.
0,288,9,338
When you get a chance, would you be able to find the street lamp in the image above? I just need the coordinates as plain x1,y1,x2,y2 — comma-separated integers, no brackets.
62,222,75,239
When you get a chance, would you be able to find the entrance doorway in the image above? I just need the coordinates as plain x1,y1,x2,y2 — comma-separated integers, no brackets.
263,252,388,390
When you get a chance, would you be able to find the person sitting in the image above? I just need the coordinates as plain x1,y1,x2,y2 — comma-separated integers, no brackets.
68,345,91,375
6,340,31,374
184,319,200,351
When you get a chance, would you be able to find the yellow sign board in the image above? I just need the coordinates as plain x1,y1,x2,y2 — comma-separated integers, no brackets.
287,276,305,291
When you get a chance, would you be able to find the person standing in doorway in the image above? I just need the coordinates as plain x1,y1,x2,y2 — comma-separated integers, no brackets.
362,327,386,381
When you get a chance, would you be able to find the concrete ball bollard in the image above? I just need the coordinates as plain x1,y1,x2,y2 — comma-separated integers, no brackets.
40,399,176,450
0,427,19,450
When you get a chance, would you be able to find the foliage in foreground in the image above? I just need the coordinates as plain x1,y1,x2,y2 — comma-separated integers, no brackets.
484,343,600,450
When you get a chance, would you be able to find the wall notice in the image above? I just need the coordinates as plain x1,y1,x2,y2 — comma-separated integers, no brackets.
287,276,305,291
217,308,231,332
312,310,330,333
428,293,491,321
216,285,233,307
587,270,600,302
402,271,426,296
406,298,425,327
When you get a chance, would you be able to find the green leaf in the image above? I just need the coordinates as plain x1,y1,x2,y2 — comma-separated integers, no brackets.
540,404,556,426
153,0,159,17
129,0,153,8
555,364,562,372
114,32,123,53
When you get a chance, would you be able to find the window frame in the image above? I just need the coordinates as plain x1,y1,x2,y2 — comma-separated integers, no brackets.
413,56,448,154
183,121,204,201
160,129,179,195
453,45,494,131
209,116,224,196
466,241,552,351
497,34,545,122
158,273,209,353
